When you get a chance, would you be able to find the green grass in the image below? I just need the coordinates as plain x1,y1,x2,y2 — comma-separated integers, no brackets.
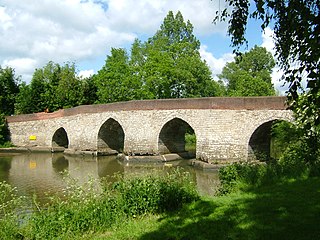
185,133,196,153
90,177,320,240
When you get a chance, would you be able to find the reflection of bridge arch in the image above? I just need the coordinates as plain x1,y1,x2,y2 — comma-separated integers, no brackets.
247,116,293,161
97,118,124,153
52,127,69,148
158,117,196,156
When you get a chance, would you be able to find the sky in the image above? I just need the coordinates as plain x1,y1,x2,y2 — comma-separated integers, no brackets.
0,0,287,93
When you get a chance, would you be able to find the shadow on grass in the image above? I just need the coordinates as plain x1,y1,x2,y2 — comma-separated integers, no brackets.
139,177,320,240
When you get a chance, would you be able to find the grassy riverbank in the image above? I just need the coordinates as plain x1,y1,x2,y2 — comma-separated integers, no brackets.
1,166,320,239
87,177,320,240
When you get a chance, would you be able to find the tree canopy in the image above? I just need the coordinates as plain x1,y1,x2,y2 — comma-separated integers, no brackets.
219,46,276,96
0,66,19,116
0,66,20,145
94,11,224,103
215,1,319,121
15,61,95,114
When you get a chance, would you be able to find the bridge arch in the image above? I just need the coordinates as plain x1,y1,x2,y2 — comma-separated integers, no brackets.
158,117,196,157
97,118,124,153
247,115,294,161
52,127,69,148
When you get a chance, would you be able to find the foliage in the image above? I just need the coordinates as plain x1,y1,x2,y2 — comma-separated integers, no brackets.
217,153,319,195
142,11,222,99
0,66,20,116
270,120,302,159
0,114,7,146
81,76,98,105
113,169,198,216
0,169,198,239
185,132,196,152
94,11,224,103
215,0,320,160
95,48,144,103
0,114,13,147
219,45,276,96
0,182,24,240
15,61,93,114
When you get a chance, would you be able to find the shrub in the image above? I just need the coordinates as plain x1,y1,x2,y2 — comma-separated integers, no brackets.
112,169,199,215
24,169,199,239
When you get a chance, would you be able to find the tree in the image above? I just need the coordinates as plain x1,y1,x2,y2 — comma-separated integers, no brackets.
15,82,33,114
0,66,19,145
142,11,221,98
0,66,19,115
215,0,319,163
55,62,86,109
94,11,223,102
215,1,319,124
219,46,275,96
15,61,87,113
95,48,143,103
81,76,98,105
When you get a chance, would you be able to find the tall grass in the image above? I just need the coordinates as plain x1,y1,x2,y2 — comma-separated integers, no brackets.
0,168,199,239
218,150,320,195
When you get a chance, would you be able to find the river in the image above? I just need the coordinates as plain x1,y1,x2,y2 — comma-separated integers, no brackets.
0,152,219,204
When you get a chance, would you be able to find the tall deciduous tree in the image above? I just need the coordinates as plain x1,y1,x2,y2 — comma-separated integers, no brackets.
94,11,224,103
143,11,221,98
215,0,320,158
0,66,19,115
95,48,144,103
219,46,276,96
0,66,19,145
15,61,87,113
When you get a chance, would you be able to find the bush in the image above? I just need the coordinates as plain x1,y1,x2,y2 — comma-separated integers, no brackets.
113,169,199,215
218,154,317,196
0,114,13,147
22,169,199,239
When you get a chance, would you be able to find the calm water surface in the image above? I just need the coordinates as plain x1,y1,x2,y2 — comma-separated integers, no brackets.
0,153,219,203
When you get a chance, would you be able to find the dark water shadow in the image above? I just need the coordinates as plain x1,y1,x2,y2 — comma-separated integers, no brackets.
52,153,69,173
0,156,12,182
139,177,320,240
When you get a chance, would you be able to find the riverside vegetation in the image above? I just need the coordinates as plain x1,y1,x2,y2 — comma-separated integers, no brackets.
1,132,320,240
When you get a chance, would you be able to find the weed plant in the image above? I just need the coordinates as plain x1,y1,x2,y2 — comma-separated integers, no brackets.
0,182,25,239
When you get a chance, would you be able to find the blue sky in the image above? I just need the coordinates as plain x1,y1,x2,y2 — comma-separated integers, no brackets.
0,0,286,93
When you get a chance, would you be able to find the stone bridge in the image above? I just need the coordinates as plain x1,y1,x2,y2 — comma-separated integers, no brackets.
6,97,294,163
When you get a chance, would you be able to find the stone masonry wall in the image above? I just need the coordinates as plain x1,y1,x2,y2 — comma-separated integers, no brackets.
6,97,294,163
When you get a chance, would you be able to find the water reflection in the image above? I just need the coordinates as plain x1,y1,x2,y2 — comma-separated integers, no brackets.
0,153,219,202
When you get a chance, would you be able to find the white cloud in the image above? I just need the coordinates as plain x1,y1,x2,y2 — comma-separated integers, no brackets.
262,27,276,56
106,0,227,35
78,69,95,79
2,58,38,81
0,0,226,83
200,45,234,80
261,27,289,95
